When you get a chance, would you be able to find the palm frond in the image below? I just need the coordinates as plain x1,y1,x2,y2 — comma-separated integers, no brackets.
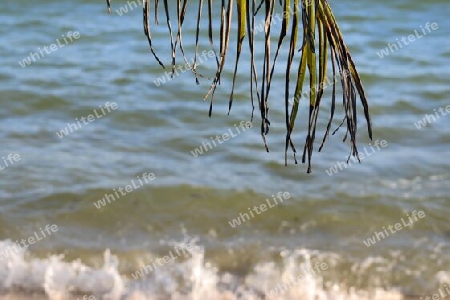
106,0,372,172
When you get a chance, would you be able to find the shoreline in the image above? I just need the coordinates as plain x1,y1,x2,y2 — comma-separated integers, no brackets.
0,291,430,300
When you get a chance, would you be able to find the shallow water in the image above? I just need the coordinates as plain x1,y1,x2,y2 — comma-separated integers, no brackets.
0,0,449,299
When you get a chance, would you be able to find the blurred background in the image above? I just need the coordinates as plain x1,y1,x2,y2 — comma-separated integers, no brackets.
0,0,449,299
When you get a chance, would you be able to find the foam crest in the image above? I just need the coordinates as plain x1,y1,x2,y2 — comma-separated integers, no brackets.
0,240,407,300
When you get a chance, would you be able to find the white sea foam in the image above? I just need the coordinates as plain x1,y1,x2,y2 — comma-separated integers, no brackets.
0,239,407,300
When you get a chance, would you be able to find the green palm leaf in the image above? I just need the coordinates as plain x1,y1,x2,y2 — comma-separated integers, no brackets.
106,0,372,173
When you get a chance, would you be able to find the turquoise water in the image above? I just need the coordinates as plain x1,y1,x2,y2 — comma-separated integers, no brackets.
0,0,449,299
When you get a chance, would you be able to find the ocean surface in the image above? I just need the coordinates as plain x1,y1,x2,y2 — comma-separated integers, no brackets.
0,0,449,299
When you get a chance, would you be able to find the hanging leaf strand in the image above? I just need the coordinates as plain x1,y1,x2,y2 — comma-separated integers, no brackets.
106,0,372,173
